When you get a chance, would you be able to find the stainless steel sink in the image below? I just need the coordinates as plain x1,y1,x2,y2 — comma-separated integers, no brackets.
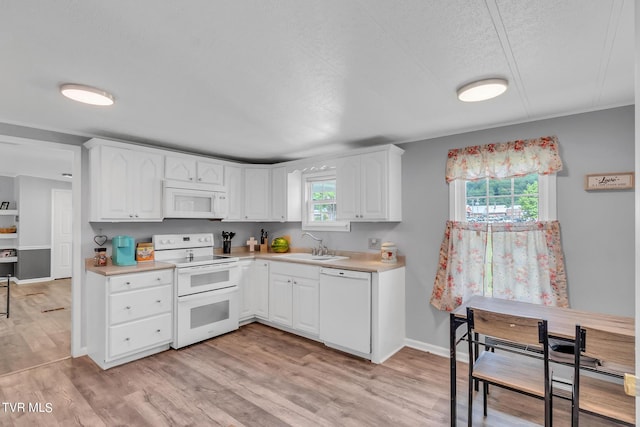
273,253,349,262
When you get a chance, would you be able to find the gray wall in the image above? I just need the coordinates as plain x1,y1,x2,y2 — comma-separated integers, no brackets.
16,176,72,247
16,249,51,280
0,176,15,204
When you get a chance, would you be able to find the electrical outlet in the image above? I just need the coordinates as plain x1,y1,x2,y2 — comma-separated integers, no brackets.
368,237,381,250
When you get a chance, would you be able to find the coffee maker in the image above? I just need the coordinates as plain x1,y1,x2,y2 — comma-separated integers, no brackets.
112,235,137,266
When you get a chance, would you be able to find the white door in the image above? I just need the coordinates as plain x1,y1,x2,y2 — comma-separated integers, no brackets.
51,189,73,279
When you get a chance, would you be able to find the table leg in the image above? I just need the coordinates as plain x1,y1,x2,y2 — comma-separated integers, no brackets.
450,313,456,426
450,313,469,426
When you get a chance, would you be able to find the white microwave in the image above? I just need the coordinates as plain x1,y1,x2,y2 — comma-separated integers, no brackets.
163,180,228,219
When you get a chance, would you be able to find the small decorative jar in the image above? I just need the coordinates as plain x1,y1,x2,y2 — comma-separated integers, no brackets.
94,247,108,267
381,242,397,263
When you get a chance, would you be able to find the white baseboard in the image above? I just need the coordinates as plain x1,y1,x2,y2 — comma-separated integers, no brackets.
14,277,53,285
404,338,469,364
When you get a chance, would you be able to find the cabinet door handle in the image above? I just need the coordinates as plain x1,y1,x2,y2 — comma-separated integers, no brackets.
125,337,130,341
156,299,162,303
134,214,139,218
156,277,162,281
125,281,131,285
129,214,134,218
125,306,131,310
156,329,161,333
189,177,193,181
198,178,202,181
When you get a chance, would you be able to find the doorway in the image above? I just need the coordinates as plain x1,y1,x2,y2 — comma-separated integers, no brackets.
0,135,82,374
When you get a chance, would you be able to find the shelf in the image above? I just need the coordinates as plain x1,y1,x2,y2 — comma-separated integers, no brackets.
0,234,17,239
0,210,17,216
0,257,16,263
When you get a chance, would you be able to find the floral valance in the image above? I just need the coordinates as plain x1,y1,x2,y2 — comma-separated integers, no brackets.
445,135,563,183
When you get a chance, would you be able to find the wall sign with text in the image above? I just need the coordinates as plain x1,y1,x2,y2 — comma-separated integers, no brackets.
584,172,634,191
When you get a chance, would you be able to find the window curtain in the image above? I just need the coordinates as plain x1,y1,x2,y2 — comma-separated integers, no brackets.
430,221,568,311
431,135,568,312
445,135,563,183
491,221,568,307
430,221,488,311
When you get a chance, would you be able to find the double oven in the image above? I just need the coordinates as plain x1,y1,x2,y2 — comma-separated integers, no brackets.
153,233,239,349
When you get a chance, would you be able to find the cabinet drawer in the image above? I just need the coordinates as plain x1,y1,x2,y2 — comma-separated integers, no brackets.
108,313,172,359
270,261,320,279
109,285,172,325
109,269,173,293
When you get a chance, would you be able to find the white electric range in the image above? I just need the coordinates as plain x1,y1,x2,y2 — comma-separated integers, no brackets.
153,233,240,349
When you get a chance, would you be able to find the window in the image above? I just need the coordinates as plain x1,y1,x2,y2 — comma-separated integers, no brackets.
302,171,350,232
450,174,556,222
465,173,540,223
309,176,336,223
431,136,567,311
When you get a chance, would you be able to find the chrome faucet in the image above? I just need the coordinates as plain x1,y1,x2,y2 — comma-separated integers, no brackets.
301,232,328,256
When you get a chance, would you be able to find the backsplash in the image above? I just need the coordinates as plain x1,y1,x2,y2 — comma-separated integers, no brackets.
86,220,402,259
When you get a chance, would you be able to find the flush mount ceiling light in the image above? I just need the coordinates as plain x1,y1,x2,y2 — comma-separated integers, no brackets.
59,83,115,106
457,78,508,102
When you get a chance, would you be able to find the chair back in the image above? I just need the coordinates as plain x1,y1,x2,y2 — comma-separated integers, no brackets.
467,307,546,347
578,326,634,370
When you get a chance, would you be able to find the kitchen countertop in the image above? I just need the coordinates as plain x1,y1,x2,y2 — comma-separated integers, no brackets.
85,248,405,275
219,247,406,273
85,259,175,276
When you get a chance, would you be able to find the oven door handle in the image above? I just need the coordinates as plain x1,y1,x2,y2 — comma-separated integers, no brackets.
178,285,238,302
178,263,239,274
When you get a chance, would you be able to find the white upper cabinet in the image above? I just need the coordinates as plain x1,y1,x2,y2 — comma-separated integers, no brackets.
224,165,244,220
165,156,196,182
224,165,271,222
243,167,270,221
87,140,164,222
195,160,224,185
271,167,301,222
165,156,224,185
336,146,403,222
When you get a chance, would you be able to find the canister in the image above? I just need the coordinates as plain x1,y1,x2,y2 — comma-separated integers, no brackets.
94,247,107,266
381,242,397,263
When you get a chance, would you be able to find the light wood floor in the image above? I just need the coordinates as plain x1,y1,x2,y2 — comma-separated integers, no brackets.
0,322,627,426
0,278,71,376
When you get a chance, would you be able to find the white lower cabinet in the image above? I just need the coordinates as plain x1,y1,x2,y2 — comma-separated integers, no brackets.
292,276,319,335
269,273,293,326
238,259,270,322
269,262,319,335
252,261,270,319
238,260,254,321
86,268,174,370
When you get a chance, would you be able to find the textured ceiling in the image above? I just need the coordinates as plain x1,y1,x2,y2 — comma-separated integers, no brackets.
0,0,633,165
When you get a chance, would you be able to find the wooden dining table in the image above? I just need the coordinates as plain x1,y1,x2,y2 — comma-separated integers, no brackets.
449,295,635,426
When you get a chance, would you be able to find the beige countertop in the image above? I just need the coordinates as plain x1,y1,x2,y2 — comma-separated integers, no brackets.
85,248,405,276
85,259,175,276
219,247,405,273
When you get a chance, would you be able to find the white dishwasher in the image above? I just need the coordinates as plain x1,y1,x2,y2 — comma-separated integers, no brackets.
319,268,371,356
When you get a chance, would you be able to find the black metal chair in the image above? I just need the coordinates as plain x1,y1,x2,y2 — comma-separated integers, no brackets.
572,324,634,426
466,307,552,426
